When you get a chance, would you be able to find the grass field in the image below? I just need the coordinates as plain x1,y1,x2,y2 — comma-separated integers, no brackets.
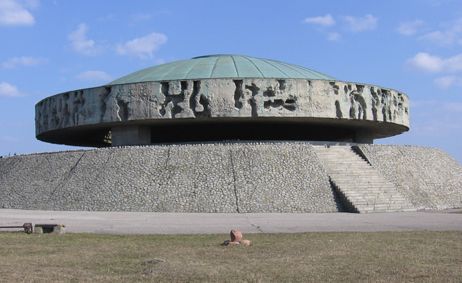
1,231,461,282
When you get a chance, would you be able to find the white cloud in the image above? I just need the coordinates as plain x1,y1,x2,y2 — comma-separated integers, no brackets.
116,32,167,59
327,32,341,41
397,20,424,36
420,30,456,46
0,0,35,26
1,56,45,68
434,76,462,89
419,18,462,46
303,14,335,27
408,52,462,73
444,54,462,72
343,14,378,32
407,52,444,72
0,82,22,97
76,70,112,82
408,52,462,89
68,23,101,56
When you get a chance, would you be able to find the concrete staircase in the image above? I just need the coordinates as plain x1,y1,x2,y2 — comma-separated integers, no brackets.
314,145,414,213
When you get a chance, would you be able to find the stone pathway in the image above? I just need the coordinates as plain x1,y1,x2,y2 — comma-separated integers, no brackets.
0,209,460,234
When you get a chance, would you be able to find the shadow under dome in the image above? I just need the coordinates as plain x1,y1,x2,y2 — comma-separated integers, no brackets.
36,117,408,147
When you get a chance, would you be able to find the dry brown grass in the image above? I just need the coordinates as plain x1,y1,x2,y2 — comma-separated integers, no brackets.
0,231,461,282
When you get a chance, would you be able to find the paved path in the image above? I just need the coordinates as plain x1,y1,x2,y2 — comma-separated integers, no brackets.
0,209,461,234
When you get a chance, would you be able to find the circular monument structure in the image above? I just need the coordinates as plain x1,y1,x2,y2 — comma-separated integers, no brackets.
1,54,461,213
35,54,409,147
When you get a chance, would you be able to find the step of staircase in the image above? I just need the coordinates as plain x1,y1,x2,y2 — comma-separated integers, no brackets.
314,145,414,213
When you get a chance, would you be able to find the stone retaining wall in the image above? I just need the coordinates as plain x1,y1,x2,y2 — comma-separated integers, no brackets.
358,144,462,210
1,143,461,212
0,142,338,212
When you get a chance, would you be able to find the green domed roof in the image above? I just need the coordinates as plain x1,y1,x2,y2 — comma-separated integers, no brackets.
109,54,334,85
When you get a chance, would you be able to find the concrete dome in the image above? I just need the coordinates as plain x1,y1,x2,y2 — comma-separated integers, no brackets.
109,54,335,85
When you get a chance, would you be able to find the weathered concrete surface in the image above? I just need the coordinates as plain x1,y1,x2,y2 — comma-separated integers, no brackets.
359,145,462,210
35,79,409,146
1,143,461,213
1,209,461,234
0,142,338,213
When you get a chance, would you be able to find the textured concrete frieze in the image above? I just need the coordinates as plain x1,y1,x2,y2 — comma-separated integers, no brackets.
36,79,409,136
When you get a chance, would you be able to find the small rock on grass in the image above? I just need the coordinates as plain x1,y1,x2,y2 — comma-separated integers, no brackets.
230,229,243,242
222,229,251,246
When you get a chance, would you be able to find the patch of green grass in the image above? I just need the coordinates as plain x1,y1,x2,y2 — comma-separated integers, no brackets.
0,231,461,282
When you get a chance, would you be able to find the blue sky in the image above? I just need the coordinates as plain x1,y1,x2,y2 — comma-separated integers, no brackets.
1,0,462,162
